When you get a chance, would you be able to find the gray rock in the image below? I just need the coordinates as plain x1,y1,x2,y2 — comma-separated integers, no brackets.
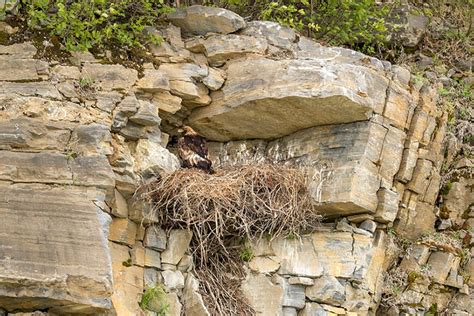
276,277,306,309
168,5,246,36
161,270,185,290
241,274,283,315
144,268,159,288
359,219,377,233
144,226,167,251
241,21,296,50
283,307,298,316
306,276,345,305
161,230,193,265
129,100,161,126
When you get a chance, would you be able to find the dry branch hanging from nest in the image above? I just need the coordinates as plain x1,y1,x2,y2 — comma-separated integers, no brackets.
142,164,321,315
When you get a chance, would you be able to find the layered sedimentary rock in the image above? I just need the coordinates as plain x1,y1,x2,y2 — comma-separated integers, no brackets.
0,4,471,316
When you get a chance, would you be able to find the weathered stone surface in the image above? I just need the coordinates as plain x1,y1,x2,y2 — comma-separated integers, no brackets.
0,151,71,184
82,63,138,91
242,274,283,316
129,100,161,126
109,219,137,246
306,276,345,305
165,292,183,316
198,34,268,66
0,42,36,58
0,56,44,81
375,188,399,223
271,236,322,277
144,268,158,288
183,274,211,316
144,226,167,251
153,91,182,114
249,256,281,274
359,219,377,233
427,252,458,284
135,69,169,93
168,5,246,36
288,277,314,286
274,276,305,309
130,242,145,267
161,270,185,290
133,137,180,177
161,230,193,265
144,248,161,269
0,82,62,99
203,67,226,91
189,57,388,141
0,119,70,151
0,183,112,313
241,21,296,50
299,302,327,316
396,200,436,240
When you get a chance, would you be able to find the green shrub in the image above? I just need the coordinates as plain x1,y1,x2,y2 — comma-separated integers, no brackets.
20,0,173,51
213,0,392,53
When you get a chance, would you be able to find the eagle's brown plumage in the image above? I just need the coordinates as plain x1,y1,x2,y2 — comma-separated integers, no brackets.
177,126,214,173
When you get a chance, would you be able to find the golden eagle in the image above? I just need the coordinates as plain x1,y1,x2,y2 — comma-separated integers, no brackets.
177,126,214,173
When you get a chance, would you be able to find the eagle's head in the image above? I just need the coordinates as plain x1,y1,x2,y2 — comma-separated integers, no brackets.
178,126,198,136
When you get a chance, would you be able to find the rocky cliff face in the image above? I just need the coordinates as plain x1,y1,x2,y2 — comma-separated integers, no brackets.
0,5,472,316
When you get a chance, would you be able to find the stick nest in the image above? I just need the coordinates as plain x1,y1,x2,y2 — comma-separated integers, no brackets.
142,164,321,315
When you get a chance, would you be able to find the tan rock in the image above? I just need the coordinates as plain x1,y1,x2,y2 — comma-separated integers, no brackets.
166,292,183,316
133,138,180,177
0,56,44,81
111,189,129,218
383,82,414,129
153,91,182,114
144,248,161,269
407,159,433,194
271,236,322,277
375,188,400,223
298,302,327,316
427,251,457,284
109,218,137,246
0,183,112,313
306,276,345,306
131,242,146,267
135,69,169,92
0,151,72,184
396,139,419,183
183,274,211,316
129,100,161,126
82,63,138,91
201,34,268,66
161,230,193,265
189,57,388,141
167,5,246,36
144,226,167,251
241,274,283,316
249,256,281,274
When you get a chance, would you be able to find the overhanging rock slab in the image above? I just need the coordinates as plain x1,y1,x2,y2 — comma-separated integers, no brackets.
0,183,113,313
188,57,389,141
